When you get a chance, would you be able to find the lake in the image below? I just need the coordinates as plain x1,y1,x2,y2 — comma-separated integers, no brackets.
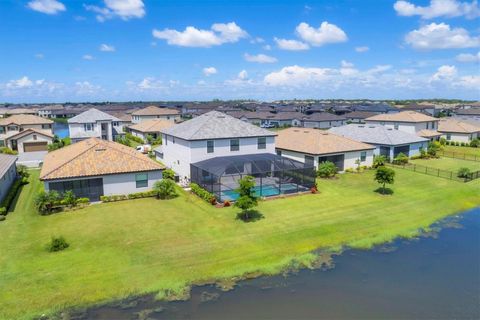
53,122,69,139
77,208,480,319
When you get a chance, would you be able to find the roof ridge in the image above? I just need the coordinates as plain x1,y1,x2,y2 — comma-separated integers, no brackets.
101,139,162,167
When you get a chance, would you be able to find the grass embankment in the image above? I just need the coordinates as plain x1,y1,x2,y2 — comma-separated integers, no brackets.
444,145,480,157
410,157,480,171
1,169,480,319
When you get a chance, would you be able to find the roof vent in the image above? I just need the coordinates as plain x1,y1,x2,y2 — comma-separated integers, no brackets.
358,125,365,128
95,147,106,152
368,126,375,128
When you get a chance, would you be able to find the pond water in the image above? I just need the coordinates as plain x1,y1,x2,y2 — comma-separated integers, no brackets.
78,208,480,320
53,122,69,139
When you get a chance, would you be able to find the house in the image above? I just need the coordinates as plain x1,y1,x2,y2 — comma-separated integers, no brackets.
329,124,429,159
0,115,54,153
131,106,181,124
0,154,17,203
159,111,277,179
351,102,399,114
68,108,125,143
365,111,441,140
40,138,165,201
38,105,64,118
302,112,346,129
401,104,437,116
437,118,480,143
128,119,175,142
453,108,480,123
275,127,375,171
344,111,378,123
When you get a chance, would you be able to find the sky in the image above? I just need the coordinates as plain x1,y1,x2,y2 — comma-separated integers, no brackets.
0,0,479,103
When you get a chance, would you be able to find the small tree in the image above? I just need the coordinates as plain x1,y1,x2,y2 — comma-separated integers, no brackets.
355,158,361,172
427,141,442,157
34,191,60,214
457,167,471,179
234,175,258,220
63,190,78,208
373,155,387,168
162,168,175,180
47,236,69,252
317,161,337,178
439,137,446,146
153,179,177,199
374,166,395,195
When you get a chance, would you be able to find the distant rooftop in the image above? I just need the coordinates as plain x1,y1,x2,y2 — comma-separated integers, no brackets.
68,108,121,124
365,111,438,123
132,106,180,116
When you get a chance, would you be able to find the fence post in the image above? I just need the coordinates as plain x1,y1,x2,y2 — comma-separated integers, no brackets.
437,169,440,177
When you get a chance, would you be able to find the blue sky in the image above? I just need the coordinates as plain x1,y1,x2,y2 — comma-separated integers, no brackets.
0,0,479,103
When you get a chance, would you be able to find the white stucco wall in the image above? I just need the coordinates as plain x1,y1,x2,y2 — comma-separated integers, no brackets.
69,121,123,142
365,120,438,134
15,133,52,153
441,132,477,143
303,120,345,129
0,161,17,203
162,135,276,179
132,114,180,124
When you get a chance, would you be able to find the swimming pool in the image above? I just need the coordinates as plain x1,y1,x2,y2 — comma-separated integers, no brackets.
221,183,301,201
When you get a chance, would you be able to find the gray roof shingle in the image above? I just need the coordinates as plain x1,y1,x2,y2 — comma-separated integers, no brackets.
329,124,429,146
0,154,17,179
68,108,121,124
161,111,277,140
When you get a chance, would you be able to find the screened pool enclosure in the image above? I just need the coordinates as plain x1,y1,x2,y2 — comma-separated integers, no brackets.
190,153,316,202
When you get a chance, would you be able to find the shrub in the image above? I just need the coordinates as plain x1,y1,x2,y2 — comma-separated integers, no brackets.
115,136,132,147
427,141,442,157
77,197,90,204
392,152,409,165
153,179,177,199
317,161,337,178
470,139,480,148
460,142,466,147
0,215,5,222
457,167,471,179
126,133,144,144
373,155,387,168
0,147,17,155
47,236,69,252
162,168,175,180
0,207,6,215
190,183,216,204
439,138,446,146
62,190,78,208
34,191,61,215
0,178,27,214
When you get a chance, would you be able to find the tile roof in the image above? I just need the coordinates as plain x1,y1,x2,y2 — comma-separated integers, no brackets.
365,111,438,123
344,111,378,119
161,111,277,140
5,128,54,141
455,108,480,116
303,112,346,122
128,119,175,133
132,106,180,116
329,124,428,146
276,127,374,155
68,108,121,124
438,118,480,133
40,138,164,181
0,114,53,126
417,129,442,138
0,154,17,179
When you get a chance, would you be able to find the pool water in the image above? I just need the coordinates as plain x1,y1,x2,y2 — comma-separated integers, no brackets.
53,122,70,139
221,183,300,201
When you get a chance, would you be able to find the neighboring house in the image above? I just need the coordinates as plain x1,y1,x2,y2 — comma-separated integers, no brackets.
107,112,132,126
159,111,277,179
40,138,165,201
351,103,399,114
68,108,125,143
401,104,437,116
453,108,480,123
0,154,17,204
38,105,64,118
2,108,38,116
0,115,54,153
128,119,175,141
131,106,181,124
329,124,429,159
365,111,441,140
275,127,375,171
345,111,378,123
302,112,346,129
437,118,480,143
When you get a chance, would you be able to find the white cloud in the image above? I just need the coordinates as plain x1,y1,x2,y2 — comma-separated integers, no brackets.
85,0,145,22
274,38,310,51
152,22,247,47
340,60,354,68
250,37,265,44
27,0,65,15
456,51,480,62
458,75,480,88
244,53,278,63
264,65,333,86
238,70,248,80
394,0,480,19
203,67,217,76
295,22,347,47
34,53,45,59
263,44,272,50
82,54,94,60
6,76,34,89
405,23,480,50
430,65,458,81
355,46,369,53
99,44,116,52
74,81,102,95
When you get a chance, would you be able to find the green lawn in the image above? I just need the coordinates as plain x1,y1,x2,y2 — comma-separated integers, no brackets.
1,169,480,319
444,145,480,157
410,157,480,171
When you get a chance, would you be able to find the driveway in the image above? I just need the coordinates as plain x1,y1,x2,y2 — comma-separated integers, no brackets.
17,151,48,168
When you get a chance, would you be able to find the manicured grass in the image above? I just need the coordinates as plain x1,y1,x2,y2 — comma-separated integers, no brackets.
410,157,480,171
1,169,480,319
444,145,480,157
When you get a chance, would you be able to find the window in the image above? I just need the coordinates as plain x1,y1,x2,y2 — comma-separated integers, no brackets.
84,123,93,131
0,126,4,134
207,140,214,153
360,151,367,162
276,150,282,156
165,135,168,145
426,122,429,129
446,133,451,140
172,137,175,144
257,137,266,149
33,135,37,141
394,123,399,130
305,155,314,166
112,122,119,127
230,139,239,151
42,124,51,129
0,140,4,147
135,173,148,188
431,121,436,129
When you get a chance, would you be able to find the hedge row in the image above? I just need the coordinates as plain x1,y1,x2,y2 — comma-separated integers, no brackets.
100,190,157,202
190,183,216,204
0,178,28,216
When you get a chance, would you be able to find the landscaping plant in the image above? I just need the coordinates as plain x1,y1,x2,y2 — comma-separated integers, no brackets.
162,168,175,180
153,179,177,199
457,167,471,179
47,236,69,252
372,155,387,168
34,191,61,215
393,152,409,165
374,166,395,195
234,175,258,220
317,161,337,178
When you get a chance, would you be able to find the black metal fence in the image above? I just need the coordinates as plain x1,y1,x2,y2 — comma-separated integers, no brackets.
386,163,480,182
439,150,480,162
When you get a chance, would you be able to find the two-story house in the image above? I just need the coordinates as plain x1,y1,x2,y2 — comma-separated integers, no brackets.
364,111,441,140
157,111,277,179
0,115,54,153
68,108,125,143
131,106,181,124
